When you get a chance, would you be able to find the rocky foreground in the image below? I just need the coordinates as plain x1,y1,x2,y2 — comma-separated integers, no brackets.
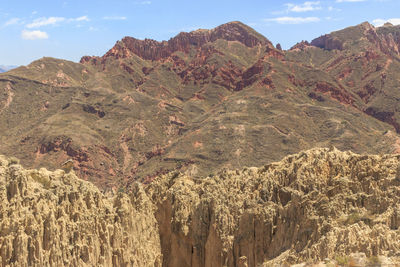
1,147,400,266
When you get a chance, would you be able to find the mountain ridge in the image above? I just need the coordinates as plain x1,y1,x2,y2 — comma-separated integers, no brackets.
1,21,400,189
80,21,273,63
287,21,400,134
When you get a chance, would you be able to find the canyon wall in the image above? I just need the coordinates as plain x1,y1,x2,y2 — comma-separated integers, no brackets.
2,148,400,266
0,156,161,267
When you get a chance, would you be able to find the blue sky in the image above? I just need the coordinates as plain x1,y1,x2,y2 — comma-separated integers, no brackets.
0,0,398,66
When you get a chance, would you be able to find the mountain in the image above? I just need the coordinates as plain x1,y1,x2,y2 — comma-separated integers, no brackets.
0,65,17,73
2,148,400,266
288,22,400,134
1,21,400,190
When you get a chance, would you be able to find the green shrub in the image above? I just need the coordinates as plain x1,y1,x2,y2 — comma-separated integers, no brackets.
345,212,361,225
30,172,51,189
367,256,381,267
8,157,20,166
343,212,374,226
335,255,349,266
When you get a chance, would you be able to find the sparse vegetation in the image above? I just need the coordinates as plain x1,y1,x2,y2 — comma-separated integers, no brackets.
117,186,125,194
345,212,362,225
1,21,399,191
8,156,20,166
335,255,350,266
338,211,374,227
367,256,381,267
30,172,51,189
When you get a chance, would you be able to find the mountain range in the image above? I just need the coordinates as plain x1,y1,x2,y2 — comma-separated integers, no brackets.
1,21,400,190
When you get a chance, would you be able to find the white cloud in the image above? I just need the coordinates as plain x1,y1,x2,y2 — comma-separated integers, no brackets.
328,6,341,11
372,18,400,27
285,1,321,12
103,16,127,20
26,16,89,28
4,18,21,26
264,16,320,24
26,17,65,28
73,16,89,22
336,0,366,2
136,1,151,4
21,30,48,40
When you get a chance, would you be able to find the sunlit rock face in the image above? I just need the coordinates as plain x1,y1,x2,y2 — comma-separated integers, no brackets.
3,147,400,266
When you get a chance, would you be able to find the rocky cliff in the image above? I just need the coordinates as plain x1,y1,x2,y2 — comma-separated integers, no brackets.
81,21,271,62
0,155,161,267
148,147,400,266
2,148,400,266
287,22,400,136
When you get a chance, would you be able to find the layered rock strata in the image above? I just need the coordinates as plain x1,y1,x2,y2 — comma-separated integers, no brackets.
81,21,271,62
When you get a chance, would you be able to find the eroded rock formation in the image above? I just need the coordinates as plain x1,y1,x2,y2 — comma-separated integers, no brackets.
2,147,400,266
148,147,400,266
0,156,161,267
81,21,271,63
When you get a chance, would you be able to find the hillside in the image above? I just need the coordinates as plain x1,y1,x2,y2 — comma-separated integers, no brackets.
1,21,400,189
1,148,400,266
288,22,400,134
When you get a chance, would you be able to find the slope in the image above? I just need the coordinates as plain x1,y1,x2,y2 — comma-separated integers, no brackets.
288,22,400,135
0,22,399,189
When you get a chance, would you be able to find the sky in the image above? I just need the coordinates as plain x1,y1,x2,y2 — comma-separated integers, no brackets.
0,0,399,66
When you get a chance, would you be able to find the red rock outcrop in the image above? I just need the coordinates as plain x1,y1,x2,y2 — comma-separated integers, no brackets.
80,21,272,62
310,35,344,51
290,41,312,51
313,82,355,106
365,107,400,133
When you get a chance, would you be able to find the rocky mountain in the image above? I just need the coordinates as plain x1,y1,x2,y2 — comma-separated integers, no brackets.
2,148,400,266
288,22,400,135
1,21,400,190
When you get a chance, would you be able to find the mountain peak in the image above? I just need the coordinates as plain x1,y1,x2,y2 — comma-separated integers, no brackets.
81,21,271,62
210,21,269,46
309,21,378,51
383,22,394,27
359,21,374,30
